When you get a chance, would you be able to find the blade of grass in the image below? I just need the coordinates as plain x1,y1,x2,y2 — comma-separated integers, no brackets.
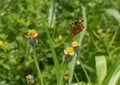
108,66,120,85
59,62,67,85
105,8,120,23
95,55,107,85
46,14,60,85
74,72,80,85
105,9,120,52
68,53,77,85
102,55,120,85
46,1,60,85
79,4,87,45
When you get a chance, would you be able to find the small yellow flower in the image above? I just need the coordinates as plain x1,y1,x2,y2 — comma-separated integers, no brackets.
64,75,69,82
58,35,62,40
72,41,79,47
26,74,34,84
26,29,38,44
72,41,80,51
54,35,62,43
64,46,74,56
97,28,103,33
28,29,37,37
0,34,7,40
0,41,3,46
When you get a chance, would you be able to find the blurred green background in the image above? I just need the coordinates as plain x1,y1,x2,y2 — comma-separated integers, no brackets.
0,0,120,85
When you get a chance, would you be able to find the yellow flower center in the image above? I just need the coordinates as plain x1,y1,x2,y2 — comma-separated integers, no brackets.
58,35,62,40
28,29,36,36
97,28,103,33
66,47,73,54
0,41,3,46
72,41,78,47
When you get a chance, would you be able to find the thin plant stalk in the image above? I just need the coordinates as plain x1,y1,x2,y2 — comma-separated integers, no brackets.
59,62,67,85
33,44,44,85
74,73,79,85
77,51,91,85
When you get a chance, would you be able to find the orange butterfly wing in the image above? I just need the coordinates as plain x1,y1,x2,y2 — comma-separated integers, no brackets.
70,27,75,39
70,19,84,39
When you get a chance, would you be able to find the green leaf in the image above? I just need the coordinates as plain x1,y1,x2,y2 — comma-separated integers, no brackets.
69,53,77,85
79,4,87,45
108,68,120,85
95,55,107,85
102,55,120,85
105,8,120,23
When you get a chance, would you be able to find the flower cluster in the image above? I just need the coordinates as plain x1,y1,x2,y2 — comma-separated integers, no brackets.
64,41,79,62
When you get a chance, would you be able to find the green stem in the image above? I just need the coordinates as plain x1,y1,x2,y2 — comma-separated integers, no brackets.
33,44,44,85
79,59,91,84
77,52,91,85
108,25,119,49
74,72,79,84
59,62,67,85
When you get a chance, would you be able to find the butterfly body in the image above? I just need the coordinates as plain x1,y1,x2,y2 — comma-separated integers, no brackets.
70,19,84,39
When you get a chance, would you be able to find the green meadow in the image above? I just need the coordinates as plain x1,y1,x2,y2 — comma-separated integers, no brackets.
0,0,120,85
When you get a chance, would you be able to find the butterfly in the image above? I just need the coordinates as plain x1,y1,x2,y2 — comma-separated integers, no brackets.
70,18,84,39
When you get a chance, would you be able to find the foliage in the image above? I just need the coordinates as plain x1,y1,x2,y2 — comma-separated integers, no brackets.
0,0,120,85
